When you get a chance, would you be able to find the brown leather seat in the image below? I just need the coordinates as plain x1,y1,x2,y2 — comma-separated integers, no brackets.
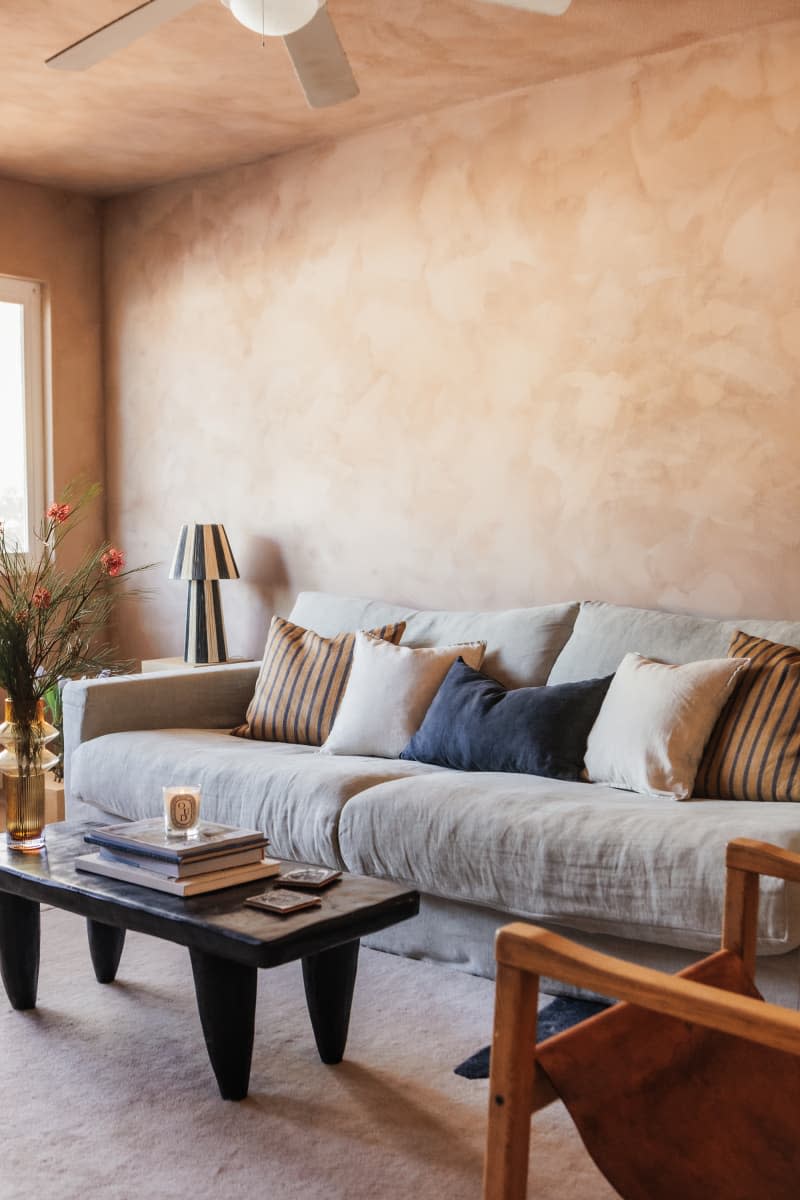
483,839,800,1200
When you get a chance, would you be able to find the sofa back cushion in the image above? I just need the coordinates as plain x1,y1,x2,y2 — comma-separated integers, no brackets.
289,592,412,638
548,602,800,685
290,592,579,690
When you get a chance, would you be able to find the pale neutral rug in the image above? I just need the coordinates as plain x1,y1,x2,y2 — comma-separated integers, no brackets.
0,908,616,1200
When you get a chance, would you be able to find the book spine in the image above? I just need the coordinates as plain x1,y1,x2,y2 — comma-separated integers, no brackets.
76,854,281,896
99,846,267,879
182,861,280,896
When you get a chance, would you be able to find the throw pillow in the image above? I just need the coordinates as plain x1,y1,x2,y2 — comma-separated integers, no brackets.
400,658,613,780
695,631,800,801
321,633,486,759
233,616,406,746
584,652,749,800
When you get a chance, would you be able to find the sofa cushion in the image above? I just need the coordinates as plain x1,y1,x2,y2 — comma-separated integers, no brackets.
400,658,612,781
322,635,486,760
233,615,405,746
696,631,800,802
584,653,748,800
337,771,800,955
69,728,441,868
548,602,800,686
290,591,580,689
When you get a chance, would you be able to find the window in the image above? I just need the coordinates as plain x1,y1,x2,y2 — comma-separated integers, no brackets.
0,276,44,554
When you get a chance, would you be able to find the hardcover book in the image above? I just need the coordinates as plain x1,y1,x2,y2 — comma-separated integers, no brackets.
98,844,269,879
76,852,281,897
85,818,267,864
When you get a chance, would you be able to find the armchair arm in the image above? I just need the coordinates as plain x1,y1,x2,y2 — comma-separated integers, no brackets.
726,838,800,884
63,664,259,795
496,923,800,1059
722,838,800,976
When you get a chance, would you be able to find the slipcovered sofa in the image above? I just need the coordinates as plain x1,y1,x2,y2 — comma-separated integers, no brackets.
64,592,800,1006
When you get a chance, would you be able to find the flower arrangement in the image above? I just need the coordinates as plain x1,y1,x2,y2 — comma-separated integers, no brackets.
0,482,146,774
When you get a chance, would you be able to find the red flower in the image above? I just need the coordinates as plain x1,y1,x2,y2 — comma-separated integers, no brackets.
101,547,125,577
32,588,52,609
47,502,72,524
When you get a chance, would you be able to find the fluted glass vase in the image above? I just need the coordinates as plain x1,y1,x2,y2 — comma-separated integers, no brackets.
0,700,59,852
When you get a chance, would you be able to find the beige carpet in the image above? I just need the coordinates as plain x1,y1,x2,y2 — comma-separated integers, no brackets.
1,908,616,1200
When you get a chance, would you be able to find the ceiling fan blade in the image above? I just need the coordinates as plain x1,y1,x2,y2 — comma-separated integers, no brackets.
477,0,573,13
46,0,202,71
283,6,359,109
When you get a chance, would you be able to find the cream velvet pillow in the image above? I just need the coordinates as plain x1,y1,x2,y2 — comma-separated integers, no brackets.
584,652,749,800
321,632,486,759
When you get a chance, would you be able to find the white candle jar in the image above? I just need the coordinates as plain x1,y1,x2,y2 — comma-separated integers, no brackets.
163,785,202,838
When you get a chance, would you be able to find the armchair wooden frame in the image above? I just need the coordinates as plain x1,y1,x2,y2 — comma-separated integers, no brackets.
483,838,800,1200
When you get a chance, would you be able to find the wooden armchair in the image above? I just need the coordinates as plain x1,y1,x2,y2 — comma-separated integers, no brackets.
483,839,800,1200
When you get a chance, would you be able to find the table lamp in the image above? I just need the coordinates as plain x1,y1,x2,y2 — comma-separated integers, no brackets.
169,524,239,664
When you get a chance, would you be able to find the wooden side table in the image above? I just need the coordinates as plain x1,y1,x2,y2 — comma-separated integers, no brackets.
141,656,253,673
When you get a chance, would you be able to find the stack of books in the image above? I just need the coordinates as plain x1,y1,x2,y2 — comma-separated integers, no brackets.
76,818,280,896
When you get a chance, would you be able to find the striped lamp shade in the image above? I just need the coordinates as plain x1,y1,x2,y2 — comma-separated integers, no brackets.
169,524,239,581
169,524,239,665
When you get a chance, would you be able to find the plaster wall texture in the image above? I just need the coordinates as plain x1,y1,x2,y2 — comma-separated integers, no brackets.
103,22,800,662
0,177,105,572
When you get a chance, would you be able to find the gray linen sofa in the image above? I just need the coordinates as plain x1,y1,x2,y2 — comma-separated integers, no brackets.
64,592,800,1006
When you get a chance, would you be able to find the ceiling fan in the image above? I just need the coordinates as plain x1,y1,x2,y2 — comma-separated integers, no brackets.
46,0,573,110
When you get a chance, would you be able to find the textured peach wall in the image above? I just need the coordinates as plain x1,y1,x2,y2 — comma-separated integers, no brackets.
0,177,105,571
104,22,800,662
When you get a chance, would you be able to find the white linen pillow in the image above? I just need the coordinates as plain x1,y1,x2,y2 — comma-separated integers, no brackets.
321,632,486,759
584,652,749,800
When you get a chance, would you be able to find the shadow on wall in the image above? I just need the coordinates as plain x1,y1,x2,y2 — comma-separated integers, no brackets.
231,534,291,659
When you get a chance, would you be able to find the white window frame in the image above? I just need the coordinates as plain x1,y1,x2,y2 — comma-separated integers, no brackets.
0,275,45,555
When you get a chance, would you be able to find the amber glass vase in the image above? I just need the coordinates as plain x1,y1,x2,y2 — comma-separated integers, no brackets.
5,769,47,852
0,700,58,853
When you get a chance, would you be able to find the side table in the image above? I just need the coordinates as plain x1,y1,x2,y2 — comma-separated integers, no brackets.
141,656,254,673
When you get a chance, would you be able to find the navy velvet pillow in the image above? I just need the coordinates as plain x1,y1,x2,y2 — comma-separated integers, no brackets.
400,657,613,780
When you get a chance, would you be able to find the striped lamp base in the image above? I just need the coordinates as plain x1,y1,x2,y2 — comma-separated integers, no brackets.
184,580,229,665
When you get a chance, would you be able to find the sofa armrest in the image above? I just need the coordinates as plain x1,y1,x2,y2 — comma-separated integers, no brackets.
63,664,260,796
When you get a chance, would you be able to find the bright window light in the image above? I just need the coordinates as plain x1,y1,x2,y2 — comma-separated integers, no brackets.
0,276,44,555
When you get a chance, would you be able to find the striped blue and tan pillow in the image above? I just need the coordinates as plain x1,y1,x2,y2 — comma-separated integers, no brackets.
233,616,406,747
695,631,800,801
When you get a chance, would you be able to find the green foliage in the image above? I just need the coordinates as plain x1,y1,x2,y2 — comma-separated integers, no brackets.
0,480,149,767
43,682,64,782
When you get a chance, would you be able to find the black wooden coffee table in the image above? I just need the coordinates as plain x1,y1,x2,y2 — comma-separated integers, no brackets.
0,822,419,1100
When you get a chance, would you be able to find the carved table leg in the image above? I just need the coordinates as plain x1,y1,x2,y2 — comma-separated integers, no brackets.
302,938,360,1064
0,891,40,1010
189,948,257,1101
87,919,126,984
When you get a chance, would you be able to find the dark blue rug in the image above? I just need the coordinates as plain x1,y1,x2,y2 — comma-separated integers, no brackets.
454,996,609,1079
